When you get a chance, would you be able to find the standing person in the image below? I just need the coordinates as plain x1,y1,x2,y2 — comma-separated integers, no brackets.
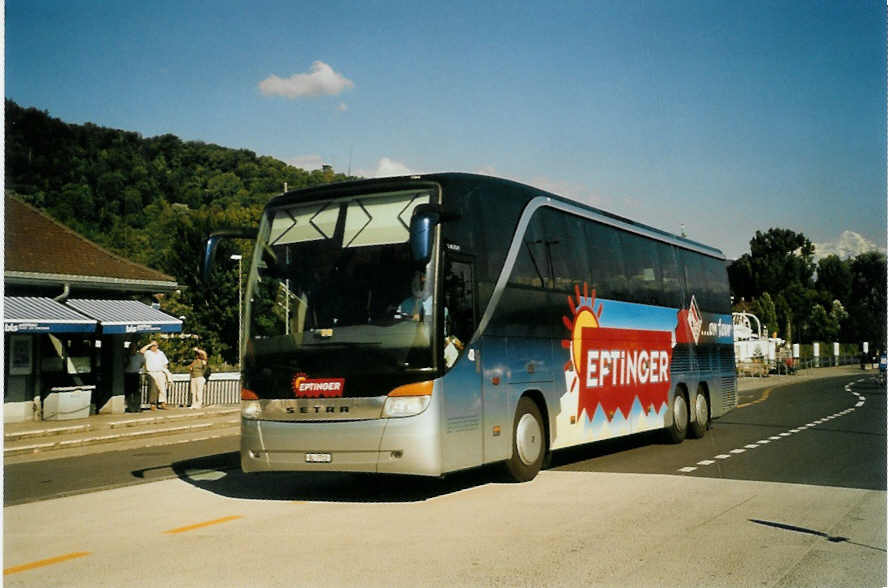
188,348,208,409
140,340,169,410
124,346,145,412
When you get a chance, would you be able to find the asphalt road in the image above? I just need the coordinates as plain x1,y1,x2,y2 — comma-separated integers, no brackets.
4,437,240,507
4,373,885,587
551,373,886,491
5,373,884,506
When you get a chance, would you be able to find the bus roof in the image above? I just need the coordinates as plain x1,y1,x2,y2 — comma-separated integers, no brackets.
268,172,727,260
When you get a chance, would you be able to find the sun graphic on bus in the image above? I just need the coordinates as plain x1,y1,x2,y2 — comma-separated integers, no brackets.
561,283,603,393
560,282,674,423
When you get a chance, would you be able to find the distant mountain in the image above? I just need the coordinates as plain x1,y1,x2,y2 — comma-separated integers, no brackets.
814,230,885,260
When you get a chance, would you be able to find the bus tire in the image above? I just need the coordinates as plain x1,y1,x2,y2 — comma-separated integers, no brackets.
504,396,546,482
689,386,709,439
664,388,689,444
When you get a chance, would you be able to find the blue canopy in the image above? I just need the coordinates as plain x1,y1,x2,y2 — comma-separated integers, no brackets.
4,297,97,334
66,299,183,334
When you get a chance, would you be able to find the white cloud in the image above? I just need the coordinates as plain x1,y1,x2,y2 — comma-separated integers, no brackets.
259,61,354,98
353,157,426,179
813,230,886,260
372,157,413,178
286,155,324,171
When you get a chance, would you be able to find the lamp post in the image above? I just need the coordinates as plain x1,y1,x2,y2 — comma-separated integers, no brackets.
230,254,243,367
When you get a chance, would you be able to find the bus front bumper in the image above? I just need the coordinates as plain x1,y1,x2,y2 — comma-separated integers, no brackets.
241,412,443,476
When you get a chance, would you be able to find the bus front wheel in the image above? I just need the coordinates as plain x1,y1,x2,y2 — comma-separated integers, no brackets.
664,389,689,444
504,397,546,482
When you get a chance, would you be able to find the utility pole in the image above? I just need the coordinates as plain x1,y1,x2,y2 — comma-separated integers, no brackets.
230,254,243,366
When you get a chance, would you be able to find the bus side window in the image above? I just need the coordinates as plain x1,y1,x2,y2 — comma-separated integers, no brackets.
680,249,707,310
511,213,548,288
620,231,662,306
701,256,731,314
585,221,625,299
538,208,590,293
659,245,684,309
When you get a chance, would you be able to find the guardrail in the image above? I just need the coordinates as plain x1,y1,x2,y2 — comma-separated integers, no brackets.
736,355,868,377
140,372,241,407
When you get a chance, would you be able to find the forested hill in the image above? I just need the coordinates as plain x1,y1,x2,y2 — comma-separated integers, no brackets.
5,99,353,267
4,99,355,364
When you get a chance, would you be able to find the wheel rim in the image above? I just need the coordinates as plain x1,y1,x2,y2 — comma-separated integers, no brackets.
673,395,688,432
516,413,543,466
695,393,709,428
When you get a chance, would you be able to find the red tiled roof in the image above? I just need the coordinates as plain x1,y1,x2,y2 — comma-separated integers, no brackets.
4,195,177,286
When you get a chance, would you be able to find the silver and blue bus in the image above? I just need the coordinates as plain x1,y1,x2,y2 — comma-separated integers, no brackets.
204,173,735,482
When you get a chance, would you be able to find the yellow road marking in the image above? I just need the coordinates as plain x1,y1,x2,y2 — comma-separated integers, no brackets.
737,387,773,408
4,552,91,575
164,515,243,534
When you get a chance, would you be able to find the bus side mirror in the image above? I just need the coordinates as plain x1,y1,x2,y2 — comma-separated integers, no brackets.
409,205,440,267
201,229,258,282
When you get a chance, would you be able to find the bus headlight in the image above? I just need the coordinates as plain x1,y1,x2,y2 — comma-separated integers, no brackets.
242,400,261,420
383,395,431,418
382,380,433,418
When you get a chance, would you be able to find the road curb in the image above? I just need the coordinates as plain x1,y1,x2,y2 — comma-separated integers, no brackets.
4,418,239,457
5,424,93,442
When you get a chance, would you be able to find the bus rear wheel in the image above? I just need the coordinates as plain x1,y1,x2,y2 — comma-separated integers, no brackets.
504,397,546,482
664,389,689,444
689,387,709,439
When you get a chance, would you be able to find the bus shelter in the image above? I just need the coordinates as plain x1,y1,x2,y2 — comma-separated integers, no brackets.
4,195,182,422
4,297,182,422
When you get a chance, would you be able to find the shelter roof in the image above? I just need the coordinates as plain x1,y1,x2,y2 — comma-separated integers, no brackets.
4,195,178,292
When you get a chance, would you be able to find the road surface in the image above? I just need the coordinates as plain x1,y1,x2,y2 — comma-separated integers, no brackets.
4,373,885,586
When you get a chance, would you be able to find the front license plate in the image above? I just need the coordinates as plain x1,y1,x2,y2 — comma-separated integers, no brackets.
305,453,332,463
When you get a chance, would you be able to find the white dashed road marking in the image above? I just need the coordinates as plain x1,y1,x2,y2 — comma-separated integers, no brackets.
677,377,868,473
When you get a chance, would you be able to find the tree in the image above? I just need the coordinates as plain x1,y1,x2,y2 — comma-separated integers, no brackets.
816,255,852,304
845,252,887,349
831,299,849,334
808,300,847,343
749,228,815,293
729,228,818,342
808,304,831,342
59,183,94,220
751,292,778,338
206,172,244,202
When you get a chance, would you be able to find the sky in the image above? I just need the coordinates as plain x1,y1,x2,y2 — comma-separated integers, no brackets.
5,0,886,260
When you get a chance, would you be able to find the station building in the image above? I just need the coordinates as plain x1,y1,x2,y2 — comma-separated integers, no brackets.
4,195,182,422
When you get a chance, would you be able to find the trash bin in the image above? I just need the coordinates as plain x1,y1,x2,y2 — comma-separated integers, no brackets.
43,385,94,420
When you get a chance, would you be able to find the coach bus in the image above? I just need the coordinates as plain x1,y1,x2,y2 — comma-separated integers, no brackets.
203,173,735,482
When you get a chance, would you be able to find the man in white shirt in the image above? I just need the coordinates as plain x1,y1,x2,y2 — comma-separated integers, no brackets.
140,340,169,409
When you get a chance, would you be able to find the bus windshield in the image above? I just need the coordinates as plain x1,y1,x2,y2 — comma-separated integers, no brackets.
243,189,437,394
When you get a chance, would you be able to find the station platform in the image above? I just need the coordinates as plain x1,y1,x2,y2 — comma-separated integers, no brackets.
4,405,239,464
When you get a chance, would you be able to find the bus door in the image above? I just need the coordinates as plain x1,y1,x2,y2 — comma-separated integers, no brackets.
441,255,483,471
